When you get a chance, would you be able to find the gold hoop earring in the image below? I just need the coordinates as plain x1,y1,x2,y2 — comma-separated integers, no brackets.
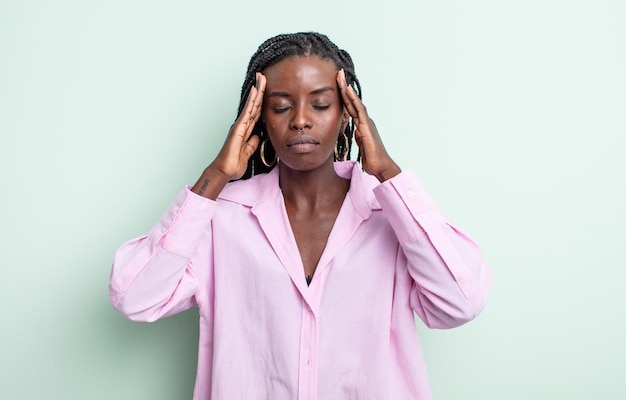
334,131,349,162
260,138,277,167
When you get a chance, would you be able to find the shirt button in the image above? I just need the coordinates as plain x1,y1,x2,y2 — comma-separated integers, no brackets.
407,190,415,198
160,226,167,233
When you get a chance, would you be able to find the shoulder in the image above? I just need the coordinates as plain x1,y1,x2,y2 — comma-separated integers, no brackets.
336,161,382,214
217,168,278,207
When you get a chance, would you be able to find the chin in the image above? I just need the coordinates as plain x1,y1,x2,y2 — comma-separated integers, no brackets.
278,154,335,173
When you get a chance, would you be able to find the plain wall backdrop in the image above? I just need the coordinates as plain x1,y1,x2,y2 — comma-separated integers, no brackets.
1,0,624,399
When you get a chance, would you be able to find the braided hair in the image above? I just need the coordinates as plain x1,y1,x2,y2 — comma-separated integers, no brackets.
236,32,362,179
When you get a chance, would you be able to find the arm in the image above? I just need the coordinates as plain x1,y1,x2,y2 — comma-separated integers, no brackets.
109,188,217,322
191,72,266,199
109,73,267,321
374,171,492,328
338,70,491,328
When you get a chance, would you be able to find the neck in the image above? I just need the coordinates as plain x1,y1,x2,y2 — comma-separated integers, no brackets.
279,161,349,211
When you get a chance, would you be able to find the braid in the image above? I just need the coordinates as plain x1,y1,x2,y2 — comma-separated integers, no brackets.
235,32,363,179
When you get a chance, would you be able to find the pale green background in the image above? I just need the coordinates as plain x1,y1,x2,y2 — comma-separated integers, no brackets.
1,0,624,399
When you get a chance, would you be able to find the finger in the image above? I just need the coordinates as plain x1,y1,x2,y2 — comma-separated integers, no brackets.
336,70,359,110
344,84,368,125
340,85,365,127
365,117,381,140
241,73,266,120
240,86,257,124
250,73,265,113
233,94,254,141
249,73,267,118
242,133,260,160
354,128,363,144
256,72,267,100
336,69,346,90
337,69,357,118
248,73,266,126
356,133,367,166
236,84,263,141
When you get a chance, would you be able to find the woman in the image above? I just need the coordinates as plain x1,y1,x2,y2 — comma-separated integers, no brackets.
110,32,492,399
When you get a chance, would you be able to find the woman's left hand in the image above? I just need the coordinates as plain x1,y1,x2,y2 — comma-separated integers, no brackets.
337,69,401,182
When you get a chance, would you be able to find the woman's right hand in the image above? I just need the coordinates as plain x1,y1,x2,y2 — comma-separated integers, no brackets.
192,73,266,199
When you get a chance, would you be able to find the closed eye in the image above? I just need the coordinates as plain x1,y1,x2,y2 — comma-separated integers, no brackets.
313,105,330,110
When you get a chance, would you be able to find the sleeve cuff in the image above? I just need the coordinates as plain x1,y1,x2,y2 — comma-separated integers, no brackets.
373,169,445,243
147,186,218,257
374,170,480,299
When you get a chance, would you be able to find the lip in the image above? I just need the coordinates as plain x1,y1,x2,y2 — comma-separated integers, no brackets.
286,134,319,153
286,134,319,146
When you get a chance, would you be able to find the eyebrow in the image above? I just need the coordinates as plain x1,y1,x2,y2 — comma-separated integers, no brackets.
310,86,334,95
267,86,335,98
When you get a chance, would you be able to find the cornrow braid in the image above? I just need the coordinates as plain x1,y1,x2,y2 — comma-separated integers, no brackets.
236,32,362,179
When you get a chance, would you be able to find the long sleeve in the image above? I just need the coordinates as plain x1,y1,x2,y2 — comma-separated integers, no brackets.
108,163,492,399
373,170,492,329
109,187,217,322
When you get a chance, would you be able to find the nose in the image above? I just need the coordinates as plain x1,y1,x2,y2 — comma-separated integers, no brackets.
290,104,312,131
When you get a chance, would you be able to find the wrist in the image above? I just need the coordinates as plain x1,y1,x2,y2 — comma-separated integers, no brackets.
191,165,231,200
375,163,402,182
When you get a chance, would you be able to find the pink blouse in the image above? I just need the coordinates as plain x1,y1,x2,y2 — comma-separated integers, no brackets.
110,161,492,400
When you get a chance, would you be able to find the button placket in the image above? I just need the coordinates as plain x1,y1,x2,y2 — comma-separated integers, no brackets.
298,302,318,400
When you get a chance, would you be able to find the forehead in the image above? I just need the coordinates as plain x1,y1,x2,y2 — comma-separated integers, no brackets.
263,56,338,91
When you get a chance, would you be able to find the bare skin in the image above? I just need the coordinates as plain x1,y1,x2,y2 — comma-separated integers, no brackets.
262,56,350,280
190,73,267,199
192,56,401,283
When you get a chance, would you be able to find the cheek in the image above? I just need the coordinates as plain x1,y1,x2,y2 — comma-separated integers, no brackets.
266,118,278,132
330,111,345,130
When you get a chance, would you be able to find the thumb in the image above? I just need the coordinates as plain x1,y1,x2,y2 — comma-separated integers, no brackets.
243,135,260,159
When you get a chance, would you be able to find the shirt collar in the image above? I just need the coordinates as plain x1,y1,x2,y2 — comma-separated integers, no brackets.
218,161,381,218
